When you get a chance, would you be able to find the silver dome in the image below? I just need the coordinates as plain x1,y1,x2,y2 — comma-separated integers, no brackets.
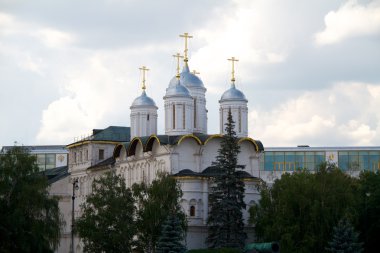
131,90,157,107
180,65,205,88
169,65,205,89
165,78,191,98
220,84,248,102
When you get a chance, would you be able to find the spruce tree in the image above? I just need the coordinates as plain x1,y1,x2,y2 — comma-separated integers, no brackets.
326,217,363,253
156,211,187,253
206,110,247,249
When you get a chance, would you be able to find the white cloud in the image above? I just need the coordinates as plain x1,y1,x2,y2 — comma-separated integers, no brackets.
339,120,376,145
1,1,379,147
36,52,133,143
315,0,380,45
36,28,76,48
187,0,291,89
249,82,380,146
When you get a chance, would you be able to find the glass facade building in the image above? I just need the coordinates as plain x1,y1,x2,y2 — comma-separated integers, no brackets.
262,147,380,172
1,145,68,171
262,151,325,171
338,151,380,171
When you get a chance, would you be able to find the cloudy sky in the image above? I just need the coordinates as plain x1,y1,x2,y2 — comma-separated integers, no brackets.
1,0,380,147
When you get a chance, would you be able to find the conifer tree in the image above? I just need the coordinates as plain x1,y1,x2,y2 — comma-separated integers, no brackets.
156,211,187,253
206,110,247,249
326,217,363,253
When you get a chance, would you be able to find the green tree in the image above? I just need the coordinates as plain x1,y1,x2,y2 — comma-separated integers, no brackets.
250,164,358,253
156,211,187,253
356,171,380,253
75,172,136,253
132,172,186,253
0,146,62,252
206,110,247,249
326,217,363,253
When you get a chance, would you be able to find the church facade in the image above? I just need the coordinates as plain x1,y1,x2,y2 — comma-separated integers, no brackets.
62,34,264,252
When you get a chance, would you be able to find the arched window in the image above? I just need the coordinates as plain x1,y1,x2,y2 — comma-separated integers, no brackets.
190,205,195,217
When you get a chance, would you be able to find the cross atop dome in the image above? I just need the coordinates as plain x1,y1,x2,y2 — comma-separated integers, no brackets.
228,57,239,85
173,53,184,79
179,32,193,64
139,65,149,91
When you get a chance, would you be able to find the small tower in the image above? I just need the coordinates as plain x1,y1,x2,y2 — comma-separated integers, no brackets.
219,57,248,137
168,33,208,134
164,53,194,136
130,66,158,139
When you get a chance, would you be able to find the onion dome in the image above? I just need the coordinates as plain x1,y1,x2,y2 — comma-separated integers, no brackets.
180,65,204,88
168,65,205,88
165,52,192,98
220,83,247,102
131,90,157,107
165,78,191,98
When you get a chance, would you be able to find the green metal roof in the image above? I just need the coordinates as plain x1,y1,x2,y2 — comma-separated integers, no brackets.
92,126,130,142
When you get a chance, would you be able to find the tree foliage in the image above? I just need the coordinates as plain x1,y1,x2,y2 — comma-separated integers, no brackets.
75,172,136,253
326,217,363,253
132,172,186,253
0,146,62,252
207,110,247,249
356,171,380,253
250,163,358,253
156,211,187,253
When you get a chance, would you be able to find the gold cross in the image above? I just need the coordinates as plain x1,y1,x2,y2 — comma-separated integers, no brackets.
179,32,193,62
173,53,184,79
139,66,149,90
192,70,200,75
228,57,239,84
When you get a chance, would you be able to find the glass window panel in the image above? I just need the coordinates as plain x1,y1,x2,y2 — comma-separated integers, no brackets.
284,162,295,171
265,154,274,162
305,154,314,163
264,153,274,171
264,160,274,171
338,152,349,171
295,153,304,169
359,152,369,170
36,154,45,165
315,154,325,167
285,152,295,163
349,153,359,170
46,154,55,165
274,152,285,162
274,162,286,172
369,154,380,172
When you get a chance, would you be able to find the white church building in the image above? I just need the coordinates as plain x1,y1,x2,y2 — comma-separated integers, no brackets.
51,34,264,252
